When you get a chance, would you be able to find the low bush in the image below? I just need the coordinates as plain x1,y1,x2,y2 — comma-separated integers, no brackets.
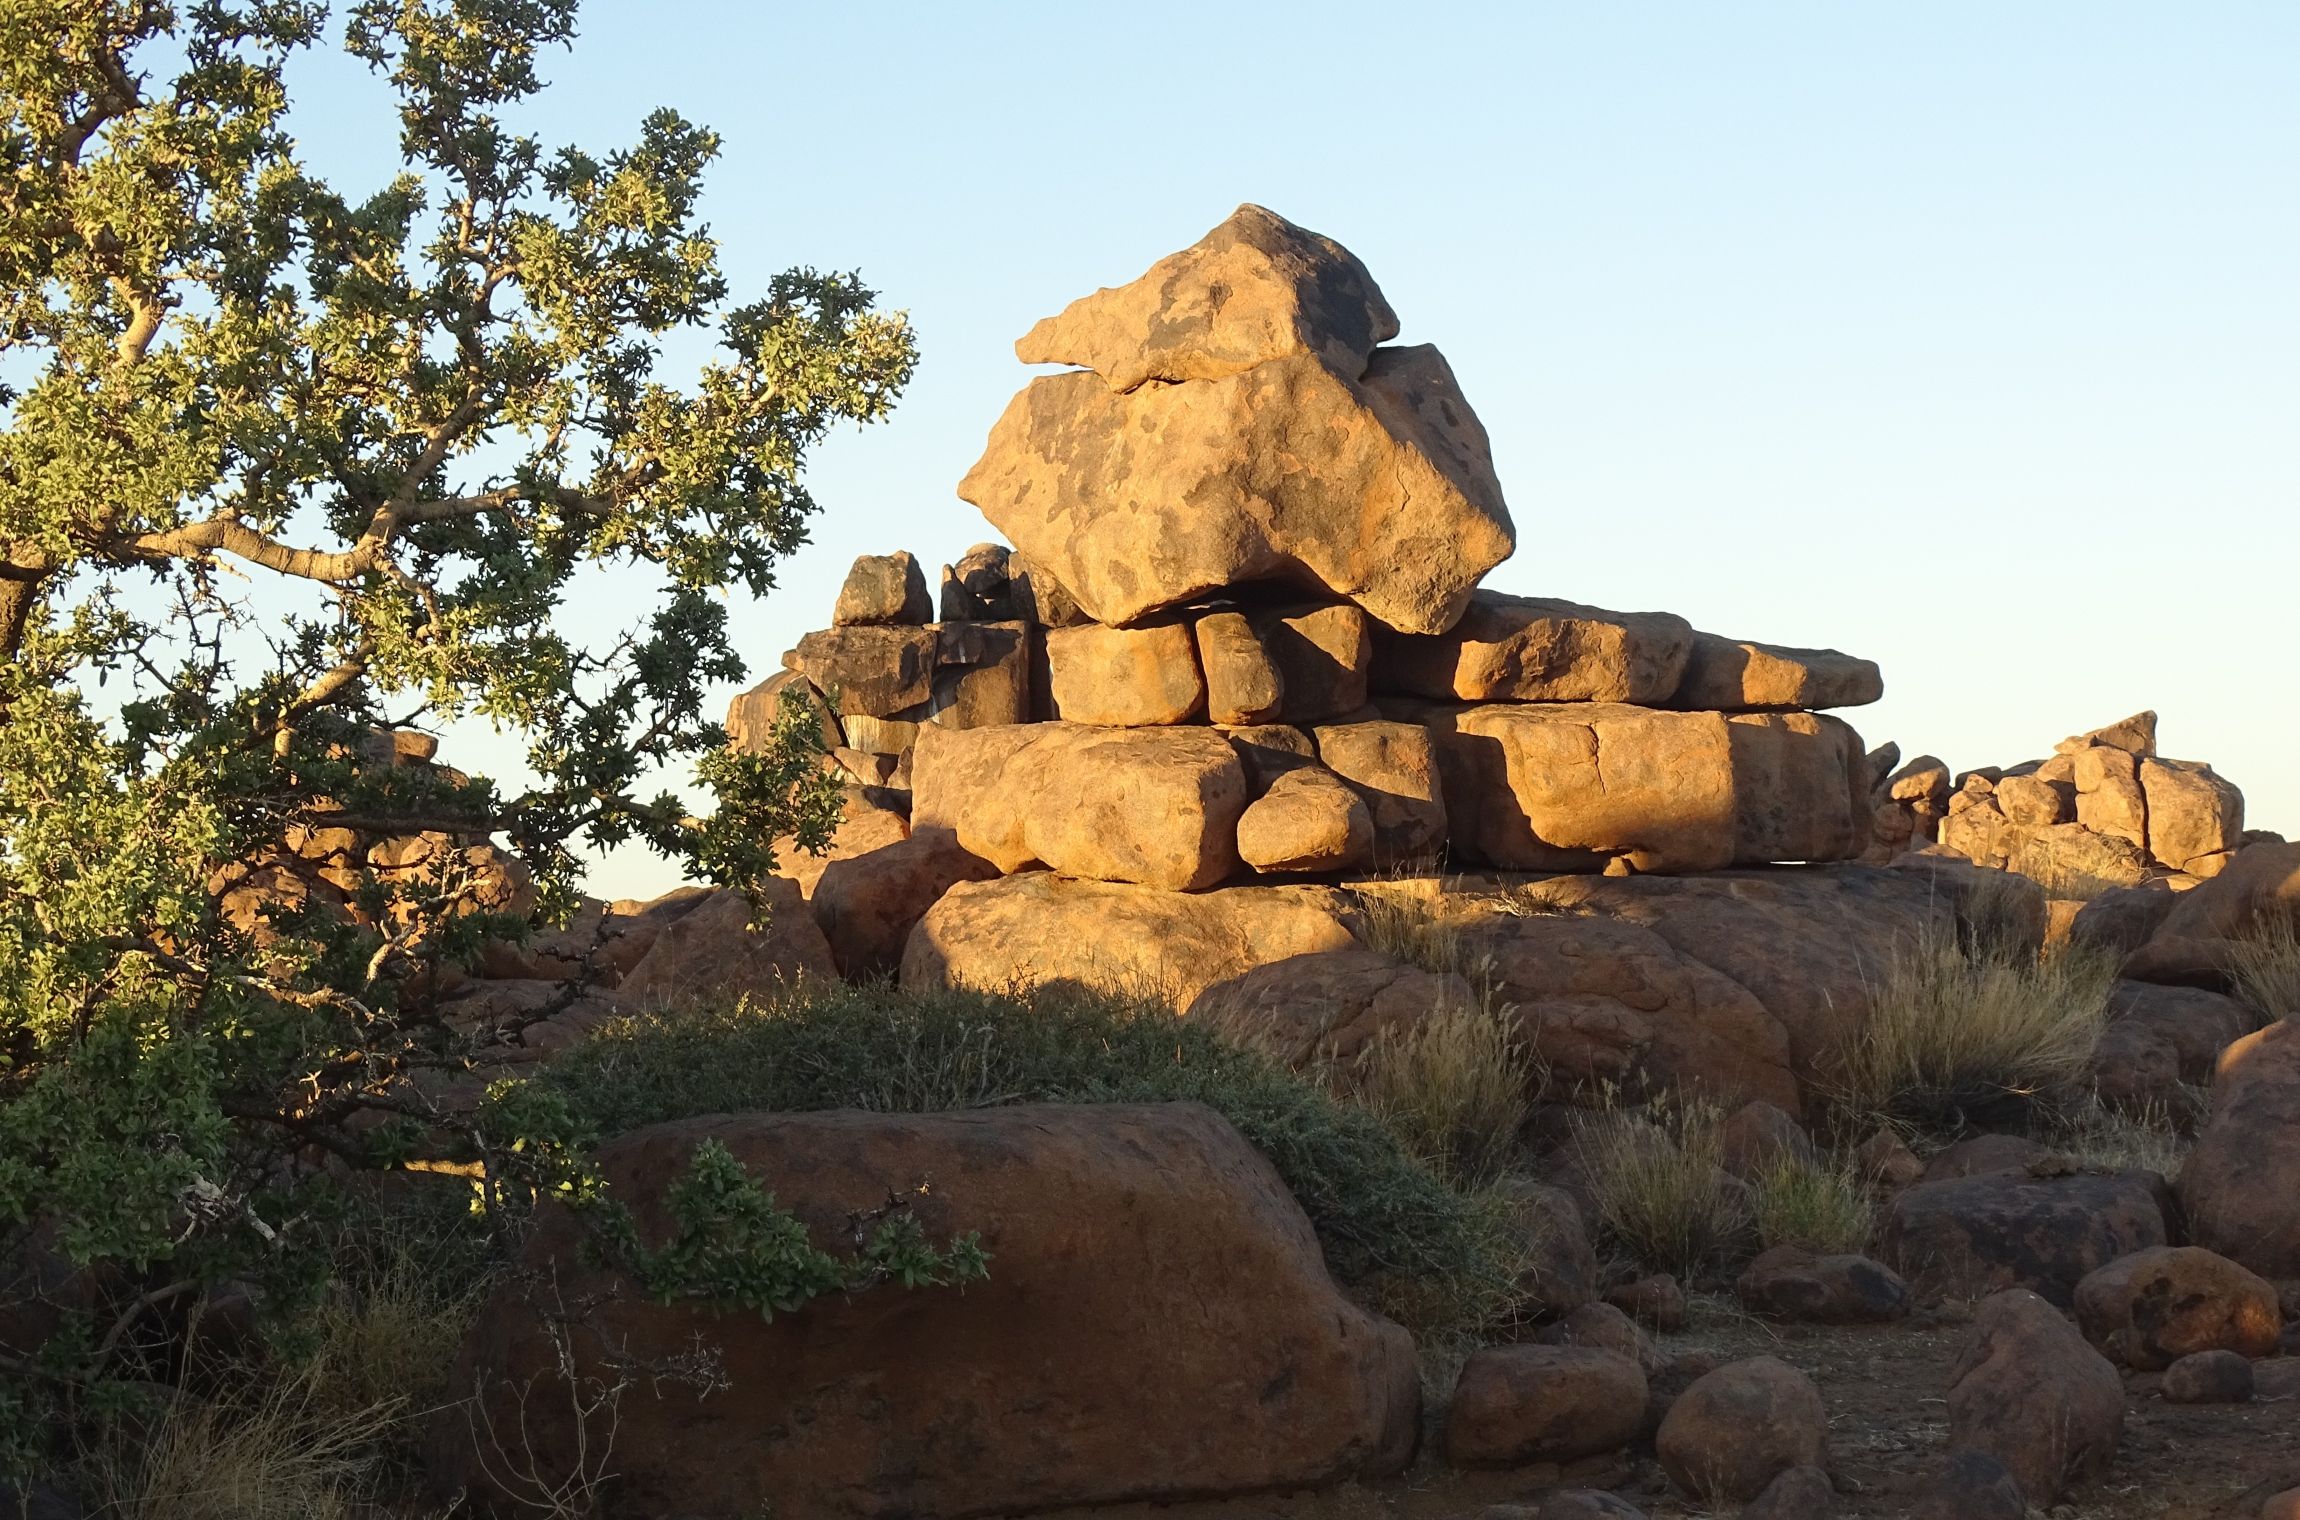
1349,989,1537,1186
1747,1154,1874,1255
1831,930,2117,1133
1573,1097,1745,1279
544,981,1510,1332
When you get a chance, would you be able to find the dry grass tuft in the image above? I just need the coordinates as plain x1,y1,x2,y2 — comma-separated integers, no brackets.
2227,901,2300,1024
1351,988,1536,1186
1748,1153,1875,1255
2053,1094,2198,1179
1351,886,1477,977
1573,1095,1745,1279
77,1367,387,1520
1831,928,2118,1134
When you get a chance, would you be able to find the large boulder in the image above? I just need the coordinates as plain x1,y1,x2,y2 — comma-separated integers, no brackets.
2071,1246,2282,1370
911,723,1246,890
832,550,932,626
1368,592,1693,704
1016,203,1398,393
2125,841,2300,987
1734,1246,1911,1324
789,625,938,718
2088,980,2258,1111
2179,1017,2300,1277
1881,1167,2170,1306
437,1104,1419,1517
2139,756,2243,873
903,872,1357,1008
1945,1289,2123,1506
1189,948,1472,1066
1443,1345,1647,1466
960,344,1513,636
1653,1356,1828,1504
1412,702,1868,873
614,881,838,1008
1669,633,1882,712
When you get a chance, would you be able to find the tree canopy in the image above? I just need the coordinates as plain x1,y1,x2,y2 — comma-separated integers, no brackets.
0,0,929,1457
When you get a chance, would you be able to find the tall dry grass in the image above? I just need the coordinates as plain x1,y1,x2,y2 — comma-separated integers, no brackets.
2227,902,2300,1023
1573,1095,1745,1279
1831,927,2118,1133
76,1369,387,1520
1350,987,1536,1185
1747,1153,1874,1255
1351,885,1478,976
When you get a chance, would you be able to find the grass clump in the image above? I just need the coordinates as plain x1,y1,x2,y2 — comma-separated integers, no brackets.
1833,929,2118,1134
1573,1096,1744,1279
2227,902,2300,1023
1748,1154,1874,1255
1349,990,1537,1186
2052,1094,2198,1179
546,981,1509,1330
74,1368,386,1520
1351,886,1476,975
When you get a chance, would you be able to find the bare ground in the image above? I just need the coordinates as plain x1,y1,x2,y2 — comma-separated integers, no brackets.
1025,1297,2300,1520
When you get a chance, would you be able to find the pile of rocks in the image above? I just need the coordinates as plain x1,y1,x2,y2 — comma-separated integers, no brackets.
735,204,1886,945
1866,709,2258,895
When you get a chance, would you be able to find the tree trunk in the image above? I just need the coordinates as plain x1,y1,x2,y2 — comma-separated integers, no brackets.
0,564,43,665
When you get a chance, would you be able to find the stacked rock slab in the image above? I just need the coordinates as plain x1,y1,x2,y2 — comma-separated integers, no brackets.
727,204,1882,911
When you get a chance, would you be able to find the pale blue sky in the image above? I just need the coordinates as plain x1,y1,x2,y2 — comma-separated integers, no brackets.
286,3,2299,897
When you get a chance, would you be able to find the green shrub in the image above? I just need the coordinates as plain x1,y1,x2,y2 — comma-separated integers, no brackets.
1747,1154,1874,1255
544,981,1505,1321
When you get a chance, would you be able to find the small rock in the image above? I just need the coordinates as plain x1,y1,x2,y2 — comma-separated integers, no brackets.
1945,1289,2122,1506
1655,1356,1829,1504
2160,1348,2254,1404
1853,1126,1924,1190
1537,1301,1664,1376
1736,1245,1911,1324
1740,1464,1834,1519
1444,1344,1647,1466
832,550,933,626
2256,1359,2300,1400
1721,1100,1817,1179
1604,1273,1687,1331
1909,1449,2026,1520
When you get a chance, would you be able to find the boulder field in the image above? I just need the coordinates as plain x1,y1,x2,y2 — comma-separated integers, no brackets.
409,205,2300,1520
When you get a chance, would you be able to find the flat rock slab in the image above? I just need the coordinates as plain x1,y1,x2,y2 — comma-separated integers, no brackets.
1670,632,1883,711
1370,591,1693,704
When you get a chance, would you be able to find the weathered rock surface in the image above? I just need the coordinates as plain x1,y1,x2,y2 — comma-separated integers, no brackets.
2074,743,2150,846
1369,593,1693,704
1414,702,1867,873
1253,602,1372,722
2140,756,2243,872
2059,710,2158,757
1882,1168,2170,1306
1654,1356,1828,1504
903,872,1356,1008
1043,620,1205,726
2071,1245,2281,1369
833,551,933,626
1189,949,1472,1066
960,345,1514,635
726,668,843,753
1312,721,1447,864
1194,611,1285,726
1235,767,1373,873
938,541,1014,622
2126,841,2300,988
926,620,1034,730
1671,633,1883,712
912,724,1246,890
810,828,1000,979
1443,1345,1647,1466
2089,980,2259,1111
1492,1178,1599,1319
614,881,837,1008
439,1104,1419,1518
1016,203,1399,393
1719,1100,1817,1178
2180,1017,2300,1277
1735,1246,1911,1324
789,624,939,719
1945,1289,2123,1507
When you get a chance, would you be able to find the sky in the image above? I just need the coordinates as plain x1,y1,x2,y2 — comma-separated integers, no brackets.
281,3,2298,899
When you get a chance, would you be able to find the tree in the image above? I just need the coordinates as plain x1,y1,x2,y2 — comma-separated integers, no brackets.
0,0,961,1463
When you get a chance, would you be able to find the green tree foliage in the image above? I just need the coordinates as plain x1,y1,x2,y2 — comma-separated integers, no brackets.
0,0,948,1455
